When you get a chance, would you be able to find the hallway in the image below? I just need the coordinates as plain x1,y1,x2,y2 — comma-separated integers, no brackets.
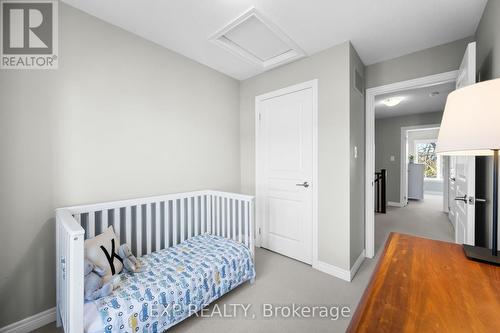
375,194,454,253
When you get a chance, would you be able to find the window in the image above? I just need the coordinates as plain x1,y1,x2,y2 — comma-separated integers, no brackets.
415,140,442,179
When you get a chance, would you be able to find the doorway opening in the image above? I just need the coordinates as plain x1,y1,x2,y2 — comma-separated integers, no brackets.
371,80,456,255
402,125,443,204
365,71,458,257
366,41,478,258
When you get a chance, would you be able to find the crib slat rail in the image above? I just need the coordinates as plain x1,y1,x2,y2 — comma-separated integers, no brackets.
56,190,254,333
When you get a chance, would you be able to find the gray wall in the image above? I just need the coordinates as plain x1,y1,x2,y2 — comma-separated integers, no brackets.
349,44,366,266
0,4,241,326
476,0,500,80
375,112,444,203
475,0,500,250
240,42,353,270
365,37,474,89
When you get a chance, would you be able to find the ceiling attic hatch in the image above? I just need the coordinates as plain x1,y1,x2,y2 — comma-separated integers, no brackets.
211,8,305,70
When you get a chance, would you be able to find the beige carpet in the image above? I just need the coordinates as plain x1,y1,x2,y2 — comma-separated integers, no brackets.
33,194,452,333
375,194,454,252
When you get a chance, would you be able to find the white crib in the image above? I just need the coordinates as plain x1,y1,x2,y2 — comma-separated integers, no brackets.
55,190,254,333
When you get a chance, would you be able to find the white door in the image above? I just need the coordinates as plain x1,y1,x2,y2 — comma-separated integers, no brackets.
450,42,476,245
256,81,316,264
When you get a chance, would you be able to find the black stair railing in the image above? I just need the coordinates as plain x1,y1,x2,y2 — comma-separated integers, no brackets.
374,169,387,214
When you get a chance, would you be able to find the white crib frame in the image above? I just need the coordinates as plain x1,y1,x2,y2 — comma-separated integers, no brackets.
55,190,254,333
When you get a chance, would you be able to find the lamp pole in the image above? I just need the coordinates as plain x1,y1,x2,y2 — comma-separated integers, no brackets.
493,149,498,256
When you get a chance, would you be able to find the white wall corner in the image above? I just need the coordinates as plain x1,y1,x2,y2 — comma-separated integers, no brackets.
349,249,366,281
313,260,351,282
0,307,56,333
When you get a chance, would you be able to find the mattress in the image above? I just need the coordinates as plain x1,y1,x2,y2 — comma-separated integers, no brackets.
85,234,255,333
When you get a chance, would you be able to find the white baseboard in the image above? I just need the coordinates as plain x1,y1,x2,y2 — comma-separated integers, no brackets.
349,249,366,280
387,201,404,207
313,250,366,282
0,307,56,333
313,260,350,281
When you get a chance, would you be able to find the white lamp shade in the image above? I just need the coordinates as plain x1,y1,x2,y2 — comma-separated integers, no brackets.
437,78,500,156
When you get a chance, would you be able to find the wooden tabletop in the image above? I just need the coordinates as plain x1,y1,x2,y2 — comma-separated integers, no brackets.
348,233,500,333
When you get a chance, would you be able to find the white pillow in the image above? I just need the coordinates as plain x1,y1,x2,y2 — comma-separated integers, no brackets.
84,226,123,283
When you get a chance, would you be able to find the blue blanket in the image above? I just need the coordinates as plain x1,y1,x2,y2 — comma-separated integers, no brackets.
93,234,255,333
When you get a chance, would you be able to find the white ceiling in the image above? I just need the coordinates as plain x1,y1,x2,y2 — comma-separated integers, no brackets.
62,0,487,80
375,82,456,119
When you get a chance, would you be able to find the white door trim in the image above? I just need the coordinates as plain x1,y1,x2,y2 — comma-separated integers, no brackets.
365,70,458,258
255,79,319,265
400,124,441,206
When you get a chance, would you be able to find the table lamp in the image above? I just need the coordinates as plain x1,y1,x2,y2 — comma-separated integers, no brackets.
437,78,500,265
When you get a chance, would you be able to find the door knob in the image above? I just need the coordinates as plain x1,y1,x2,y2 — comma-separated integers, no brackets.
455,195,467,203
296,181,310,188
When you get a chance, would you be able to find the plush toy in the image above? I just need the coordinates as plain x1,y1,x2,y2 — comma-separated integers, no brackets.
118,244,141,273
84,259,113,301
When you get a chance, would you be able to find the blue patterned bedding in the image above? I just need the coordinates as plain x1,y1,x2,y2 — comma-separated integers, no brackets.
91,234,255,333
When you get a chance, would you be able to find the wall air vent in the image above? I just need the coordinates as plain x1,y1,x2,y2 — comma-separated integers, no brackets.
210,7,305,70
